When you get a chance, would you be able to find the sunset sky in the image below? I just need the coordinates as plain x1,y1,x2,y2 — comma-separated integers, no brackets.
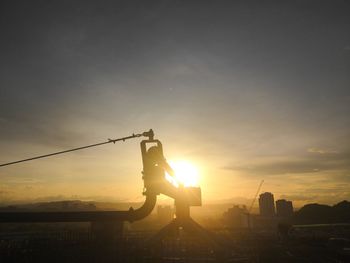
1,1,349,207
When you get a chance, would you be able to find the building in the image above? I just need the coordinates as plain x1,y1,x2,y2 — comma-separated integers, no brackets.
259,192,275,217
223,205,249,228
276,199,293,217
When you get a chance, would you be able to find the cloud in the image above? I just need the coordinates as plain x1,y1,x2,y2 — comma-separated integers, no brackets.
225,159,327,175
280,194,317,201
0,114,92,149
224,149,350,176
307,148,338,154
329,173,350,182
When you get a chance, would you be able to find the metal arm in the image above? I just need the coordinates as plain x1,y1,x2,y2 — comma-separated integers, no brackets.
0,130,157,223
0,194,156,223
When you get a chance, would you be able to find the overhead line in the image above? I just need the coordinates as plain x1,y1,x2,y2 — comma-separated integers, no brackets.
0,132,148,168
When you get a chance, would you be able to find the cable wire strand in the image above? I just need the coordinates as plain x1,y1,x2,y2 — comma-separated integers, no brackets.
0,132,145,168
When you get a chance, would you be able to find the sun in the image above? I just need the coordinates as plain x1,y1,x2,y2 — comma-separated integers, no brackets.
166,160,199,187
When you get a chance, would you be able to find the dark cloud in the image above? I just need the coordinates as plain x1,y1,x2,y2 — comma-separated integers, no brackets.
0,116,90,148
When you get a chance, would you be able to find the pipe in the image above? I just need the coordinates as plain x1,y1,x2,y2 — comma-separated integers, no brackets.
0,194,157,223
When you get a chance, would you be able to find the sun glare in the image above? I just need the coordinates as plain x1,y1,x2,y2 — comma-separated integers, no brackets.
166,160,199,187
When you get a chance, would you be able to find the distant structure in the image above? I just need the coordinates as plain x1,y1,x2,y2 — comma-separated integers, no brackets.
259,192,275,217
276,199,293,217
157,205,173,223
223,205,249,228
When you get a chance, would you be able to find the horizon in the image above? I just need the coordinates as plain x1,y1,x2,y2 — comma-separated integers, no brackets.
0,193,348,210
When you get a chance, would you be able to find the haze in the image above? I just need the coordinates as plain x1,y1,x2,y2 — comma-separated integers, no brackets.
0,1,349,207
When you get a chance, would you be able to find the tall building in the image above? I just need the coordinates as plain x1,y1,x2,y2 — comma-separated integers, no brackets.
259,192,275,217
276,199,293,217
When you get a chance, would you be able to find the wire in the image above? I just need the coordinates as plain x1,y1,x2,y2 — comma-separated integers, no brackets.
0,131,149,168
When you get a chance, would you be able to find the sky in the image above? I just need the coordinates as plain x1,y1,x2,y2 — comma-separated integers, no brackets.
0,0,349,207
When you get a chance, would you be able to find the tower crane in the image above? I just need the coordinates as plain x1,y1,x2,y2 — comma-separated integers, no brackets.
247,179,264,229
249,179,264,214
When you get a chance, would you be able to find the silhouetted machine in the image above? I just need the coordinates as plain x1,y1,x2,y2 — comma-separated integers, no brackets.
0,129,202,225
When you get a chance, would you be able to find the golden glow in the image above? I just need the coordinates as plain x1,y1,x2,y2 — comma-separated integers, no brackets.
167,160,199,187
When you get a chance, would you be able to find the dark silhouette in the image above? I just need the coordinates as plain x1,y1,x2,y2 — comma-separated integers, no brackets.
259,192,276,217
0,130,158,223
294,200,350,224
276,199,294,218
